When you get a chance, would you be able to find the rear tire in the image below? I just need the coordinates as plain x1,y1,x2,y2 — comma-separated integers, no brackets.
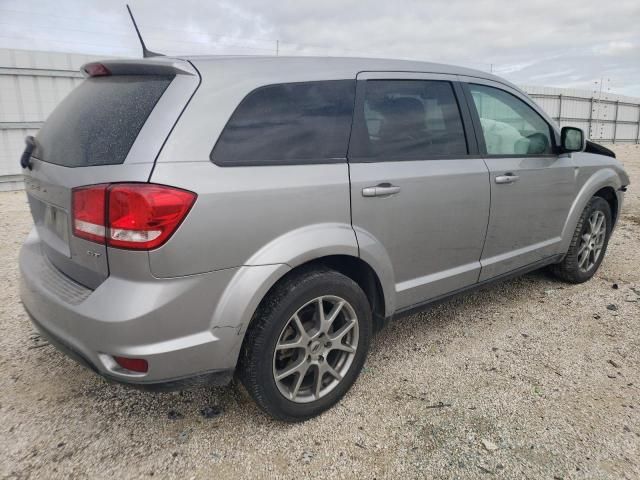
551,197,612,283
239,267,372,422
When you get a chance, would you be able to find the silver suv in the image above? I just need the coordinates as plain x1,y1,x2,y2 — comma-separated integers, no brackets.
19,56,629,421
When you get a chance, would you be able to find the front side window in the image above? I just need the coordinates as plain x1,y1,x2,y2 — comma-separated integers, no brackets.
350,80,468,160
211,80,355,166
469,84,553,155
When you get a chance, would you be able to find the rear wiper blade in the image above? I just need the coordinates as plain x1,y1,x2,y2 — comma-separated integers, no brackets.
20,135,36,170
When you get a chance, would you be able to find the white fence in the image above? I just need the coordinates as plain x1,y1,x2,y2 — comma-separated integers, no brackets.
0,49,108,190
1,48,639,190
523,85,640,144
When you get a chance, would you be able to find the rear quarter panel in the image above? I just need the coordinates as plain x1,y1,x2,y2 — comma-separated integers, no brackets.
149,58,359,278
148,162,355,276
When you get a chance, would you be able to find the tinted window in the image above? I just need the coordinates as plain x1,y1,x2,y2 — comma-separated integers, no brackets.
34,75,172,167
350,80,467,160
469,84,553,155
211,80,355,166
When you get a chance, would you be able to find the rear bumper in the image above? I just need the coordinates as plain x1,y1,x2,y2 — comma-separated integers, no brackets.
27,308,233,390
19,228,242,388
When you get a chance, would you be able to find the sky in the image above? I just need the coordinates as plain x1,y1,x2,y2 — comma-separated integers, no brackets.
1,0,639,96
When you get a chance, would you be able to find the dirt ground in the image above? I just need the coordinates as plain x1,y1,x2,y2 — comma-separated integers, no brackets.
1,145,639,479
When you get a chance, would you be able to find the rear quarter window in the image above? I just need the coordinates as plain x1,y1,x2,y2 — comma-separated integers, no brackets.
34,75,172,167
211,80,355,166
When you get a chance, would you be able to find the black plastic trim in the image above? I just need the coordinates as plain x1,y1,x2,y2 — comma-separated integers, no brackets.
349,154,485,163
453,81,479,155
211,157,347,167
585,140,616,159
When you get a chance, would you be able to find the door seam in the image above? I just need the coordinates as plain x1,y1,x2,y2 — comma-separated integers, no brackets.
477,157,492,279
345,79,361,257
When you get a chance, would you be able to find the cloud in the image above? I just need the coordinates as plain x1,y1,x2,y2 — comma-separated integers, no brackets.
0,0,638,96
593,40,635,56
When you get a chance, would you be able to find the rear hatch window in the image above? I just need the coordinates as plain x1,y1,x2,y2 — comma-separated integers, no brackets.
33,75,172,167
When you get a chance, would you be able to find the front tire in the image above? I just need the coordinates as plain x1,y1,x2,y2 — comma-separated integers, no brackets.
239,267,372,422
551,196,612,283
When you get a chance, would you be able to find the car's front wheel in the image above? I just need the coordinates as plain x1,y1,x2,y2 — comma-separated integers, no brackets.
551,196,612,283
239,267,372,422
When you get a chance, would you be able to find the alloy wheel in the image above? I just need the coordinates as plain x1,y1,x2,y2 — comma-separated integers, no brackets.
272,295,359,403
578,210,607,272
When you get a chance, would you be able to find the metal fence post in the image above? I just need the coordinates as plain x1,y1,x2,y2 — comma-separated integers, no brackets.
612,100,619,144
589,97,594,139
637,105,640,144
558,94,563,125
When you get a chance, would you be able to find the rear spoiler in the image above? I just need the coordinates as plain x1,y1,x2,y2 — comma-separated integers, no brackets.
585,140,616,159
81,58,198,78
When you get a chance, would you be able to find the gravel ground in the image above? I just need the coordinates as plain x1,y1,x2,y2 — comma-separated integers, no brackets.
1,145,639,479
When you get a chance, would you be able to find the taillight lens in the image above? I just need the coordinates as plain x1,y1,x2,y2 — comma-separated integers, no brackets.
72,184,107,244
108,184,196,250
71,184,196,250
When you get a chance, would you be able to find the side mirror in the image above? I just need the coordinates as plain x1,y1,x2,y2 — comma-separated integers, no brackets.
560,126,585,153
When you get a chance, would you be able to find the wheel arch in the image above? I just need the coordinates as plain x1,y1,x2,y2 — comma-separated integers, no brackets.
218,253,389,375
593,186,618,224
239,223,395,322
283,255,387,332
210,224,395,371
560,168,623,253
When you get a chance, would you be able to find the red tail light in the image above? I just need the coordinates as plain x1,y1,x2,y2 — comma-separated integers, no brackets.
72,184,196,250
72,184,107,244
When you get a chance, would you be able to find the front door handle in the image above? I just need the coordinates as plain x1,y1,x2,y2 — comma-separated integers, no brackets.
495,173,520,184
362,183,401,197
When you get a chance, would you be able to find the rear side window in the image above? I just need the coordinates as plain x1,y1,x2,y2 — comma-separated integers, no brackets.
34,75,172,167
468,84,553,155
211,80,355,166
350,80,468,161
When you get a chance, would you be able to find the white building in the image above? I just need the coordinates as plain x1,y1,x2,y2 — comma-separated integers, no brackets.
1,48,639,190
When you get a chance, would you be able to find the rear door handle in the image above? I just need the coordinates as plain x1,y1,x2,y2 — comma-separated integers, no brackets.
362,184,401,197
495,173,520,184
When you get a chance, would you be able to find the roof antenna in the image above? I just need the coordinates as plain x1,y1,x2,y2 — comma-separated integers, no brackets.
126,4,164,58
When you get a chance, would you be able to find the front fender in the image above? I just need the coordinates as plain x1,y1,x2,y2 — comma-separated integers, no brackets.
560,167,623,253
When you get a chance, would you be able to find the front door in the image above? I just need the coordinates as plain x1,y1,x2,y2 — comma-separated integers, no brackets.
348,73,490,310
463,80,577,281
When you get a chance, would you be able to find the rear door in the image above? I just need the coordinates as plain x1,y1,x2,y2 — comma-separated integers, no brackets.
461,79,577,281
348,72,490,310
22,59,199,288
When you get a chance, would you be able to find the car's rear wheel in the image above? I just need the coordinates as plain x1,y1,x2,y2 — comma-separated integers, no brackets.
239,267,371,422
551,196,612,283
